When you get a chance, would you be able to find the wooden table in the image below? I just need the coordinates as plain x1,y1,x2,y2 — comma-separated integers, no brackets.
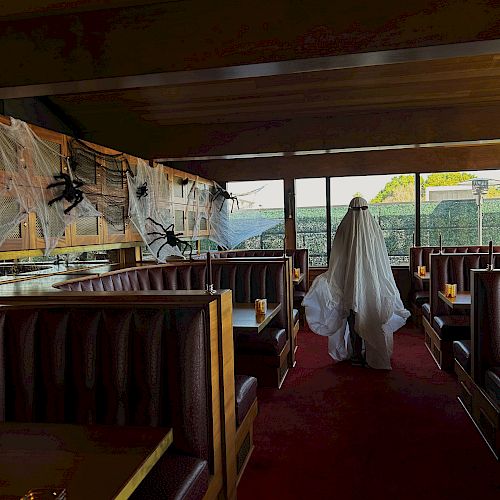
414,271,430,283
438,291,471,310
0,423,173,500
232,302,282,333
292,273,304,285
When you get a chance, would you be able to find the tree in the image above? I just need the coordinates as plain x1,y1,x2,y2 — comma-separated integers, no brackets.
371,175,416,203
486,185,500,198
371,172,479,203
422,172,476,190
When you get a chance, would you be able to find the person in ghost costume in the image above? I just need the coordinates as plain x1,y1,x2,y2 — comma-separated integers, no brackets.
303,197,410,369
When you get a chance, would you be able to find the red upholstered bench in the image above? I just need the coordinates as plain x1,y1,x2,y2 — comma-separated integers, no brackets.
409,245,500,325
203,249,306,358
0,295,227,500
454,270,500,458
209,248,309,315
453,340,471,374
234,374,258,483
132,454,209,500
235,375,258,428
422,253,499,370
422,302,431,321
235,328,287,355
485,368,500,405
433,315,470,340
54,259,293,388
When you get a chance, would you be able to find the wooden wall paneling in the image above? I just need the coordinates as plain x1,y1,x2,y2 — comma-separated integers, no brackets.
0,215,29,252
0,113,215,257
182,173,197,239
197,181,211,238
172,171,188,204
173,202,186,234
29,127,71,250
69,200,104,247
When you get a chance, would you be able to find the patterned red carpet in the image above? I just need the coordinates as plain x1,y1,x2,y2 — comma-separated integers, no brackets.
237,324,500,500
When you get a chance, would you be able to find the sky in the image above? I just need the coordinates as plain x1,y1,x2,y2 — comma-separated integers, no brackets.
227,169,500,209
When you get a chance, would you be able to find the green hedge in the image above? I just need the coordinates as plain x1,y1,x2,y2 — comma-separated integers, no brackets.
234,198,500,266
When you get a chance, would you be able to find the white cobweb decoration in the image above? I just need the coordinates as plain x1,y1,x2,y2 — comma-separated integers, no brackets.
184,176,210,246
127,159,183,261
0,118,100,255
206,182,282,249
0,123,29,247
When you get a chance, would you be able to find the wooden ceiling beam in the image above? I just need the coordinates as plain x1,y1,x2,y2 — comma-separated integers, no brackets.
172,143,500,182
2,40,500,99
144,104,500,159
0,1,171,21
1,1,500,97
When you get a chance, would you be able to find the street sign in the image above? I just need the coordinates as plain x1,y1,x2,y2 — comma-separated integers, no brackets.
472,178,489,195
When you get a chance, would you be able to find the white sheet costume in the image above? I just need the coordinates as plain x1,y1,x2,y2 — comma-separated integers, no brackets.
303,197,410,369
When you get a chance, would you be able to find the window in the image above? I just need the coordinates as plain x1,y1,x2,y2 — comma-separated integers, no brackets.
296,178,327,267
330,174,415,266
420,170,500,246
226,180,284,250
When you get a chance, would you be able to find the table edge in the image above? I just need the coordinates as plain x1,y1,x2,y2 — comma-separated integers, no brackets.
114,428,173,500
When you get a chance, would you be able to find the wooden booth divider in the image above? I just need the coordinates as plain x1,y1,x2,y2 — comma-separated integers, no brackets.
0,290,238,500
453,270,500,459
409,245,500,325
422,253,499,371
53,257,297,386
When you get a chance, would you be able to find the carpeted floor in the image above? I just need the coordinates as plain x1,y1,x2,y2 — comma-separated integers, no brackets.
237,324,500,500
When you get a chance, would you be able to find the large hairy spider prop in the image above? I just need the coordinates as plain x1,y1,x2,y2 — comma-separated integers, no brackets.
212,186,239,212
146,217,192,259
47,173,84,214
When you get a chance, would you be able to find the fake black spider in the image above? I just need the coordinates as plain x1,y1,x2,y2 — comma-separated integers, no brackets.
212,187,239,212
146,217,192,259
136,182,148,199
47,173,85,214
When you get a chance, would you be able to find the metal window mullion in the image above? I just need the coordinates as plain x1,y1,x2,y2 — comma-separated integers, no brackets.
326,176,332,262
415,173,421,246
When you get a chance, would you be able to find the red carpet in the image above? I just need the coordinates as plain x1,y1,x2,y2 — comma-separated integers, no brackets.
237,325,500,500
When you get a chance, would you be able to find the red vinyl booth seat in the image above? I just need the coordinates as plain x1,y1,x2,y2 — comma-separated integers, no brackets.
473,271,500,404
55,260,292,388
0,304,214,500
423,253,499,370
234,375,257,428
457,270,500,458
453,340,471,373
199,248,309,310
409,246,500,317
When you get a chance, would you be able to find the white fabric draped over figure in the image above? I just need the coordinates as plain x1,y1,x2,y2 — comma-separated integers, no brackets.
303,197,410,369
